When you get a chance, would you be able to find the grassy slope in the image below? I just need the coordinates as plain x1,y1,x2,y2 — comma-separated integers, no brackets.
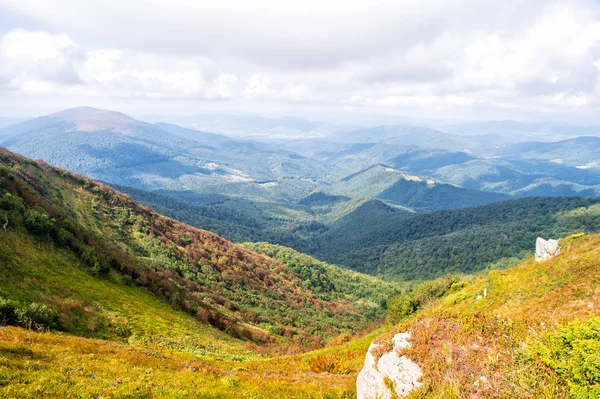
0,325,379,399
382,232,600,398
0,147,401,397
1,233,598,397
0,230,248,360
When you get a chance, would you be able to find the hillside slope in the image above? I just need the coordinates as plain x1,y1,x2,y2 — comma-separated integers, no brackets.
0,148,394,347
372,232,600,398
311,196,600,280
118,180,600,283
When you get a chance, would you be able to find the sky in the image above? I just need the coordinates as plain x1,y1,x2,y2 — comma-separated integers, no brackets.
1,0,600,123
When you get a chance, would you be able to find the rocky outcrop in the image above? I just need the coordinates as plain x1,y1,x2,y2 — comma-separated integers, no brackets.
356,332,423,399
535,237,560,262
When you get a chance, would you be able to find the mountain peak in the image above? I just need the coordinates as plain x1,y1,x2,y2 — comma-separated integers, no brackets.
49,106,142,133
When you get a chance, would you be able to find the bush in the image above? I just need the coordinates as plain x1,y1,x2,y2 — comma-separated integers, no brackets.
17,302,58,330
24,209,55,237
308,355,339,373
386,275,465,323
80,246,110,276
529,317,600,398
56,228,74,246
264,323,284,336
386,293,419,323
0,192,24,212
0,297,18,325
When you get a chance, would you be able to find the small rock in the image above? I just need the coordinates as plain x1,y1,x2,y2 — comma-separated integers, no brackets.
356,332,423,399
535,237,560,262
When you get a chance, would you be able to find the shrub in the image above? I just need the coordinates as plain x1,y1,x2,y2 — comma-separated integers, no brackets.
529,317,600,398
308,355,339,373
264,323,284,336
0,297,18,325
327,332,353,347
386,275,466,323
24,209,55,237
17,302,58,330
0,192,24,212
56,228,74,246
386,293,419,323
80,246,110,276
411,275,464,305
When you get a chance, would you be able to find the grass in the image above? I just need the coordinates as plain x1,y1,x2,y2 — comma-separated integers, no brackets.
0,229,380,397
0,230,250,360
378,232,600,398
0,325,380,398
1,226,599,398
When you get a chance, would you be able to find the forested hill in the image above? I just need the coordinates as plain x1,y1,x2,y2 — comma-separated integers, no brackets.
325,164,508,211
0,148,395,347
312,196,600,280
117,180,600,282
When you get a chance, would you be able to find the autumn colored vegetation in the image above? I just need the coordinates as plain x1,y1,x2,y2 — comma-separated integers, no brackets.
0,148,392,348
2,146,600,398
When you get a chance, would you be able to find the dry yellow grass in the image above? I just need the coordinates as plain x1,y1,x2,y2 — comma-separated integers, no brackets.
379,233,600,398
0,325,379,398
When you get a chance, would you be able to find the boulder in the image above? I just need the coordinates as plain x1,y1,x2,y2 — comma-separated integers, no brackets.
535,237,560,262
356,332,423,399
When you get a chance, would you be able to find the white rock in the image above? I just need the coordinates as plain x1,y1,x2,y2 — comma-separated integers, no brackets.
356,332,423,399
535,237,560,262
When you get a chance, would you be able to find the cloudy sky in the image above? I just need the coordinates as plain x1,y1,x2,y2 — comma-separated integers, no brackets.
1,0,600,123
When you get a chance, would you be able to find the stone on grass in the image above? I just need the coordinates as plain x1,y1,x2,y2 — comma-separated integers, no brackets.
356,332,422,399
535,237,560,262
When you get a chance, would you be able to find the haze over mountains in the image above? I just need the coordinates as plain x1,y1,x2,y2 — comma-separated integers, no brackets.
5,0,600,396
3,106,600,204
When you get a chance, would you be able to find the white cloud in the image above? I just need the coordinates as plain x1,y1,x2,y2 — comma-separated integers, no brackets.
78,51,207,98
1,0,600,121
207,74,238,99
0,29,81,91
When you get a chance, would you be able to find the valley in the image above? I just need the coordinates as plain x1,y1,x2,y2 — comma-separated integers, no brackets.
4,107,600,284
1,146,599,397
1,107,600,398
4,2,600,397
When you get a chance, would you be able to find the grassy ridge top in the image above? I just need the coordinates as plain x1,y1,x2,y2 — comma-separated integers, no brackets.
380,232,600,398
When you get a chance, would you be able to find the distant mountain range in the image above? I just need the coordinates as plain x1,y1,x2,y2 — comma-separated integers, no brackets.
440,120,600,142
0,116,28,128
0,107,332,202
2,105,600,216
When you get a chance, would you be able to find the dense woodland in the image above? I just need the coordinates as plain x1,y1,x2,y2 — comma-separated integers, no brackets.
120,183,600,281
